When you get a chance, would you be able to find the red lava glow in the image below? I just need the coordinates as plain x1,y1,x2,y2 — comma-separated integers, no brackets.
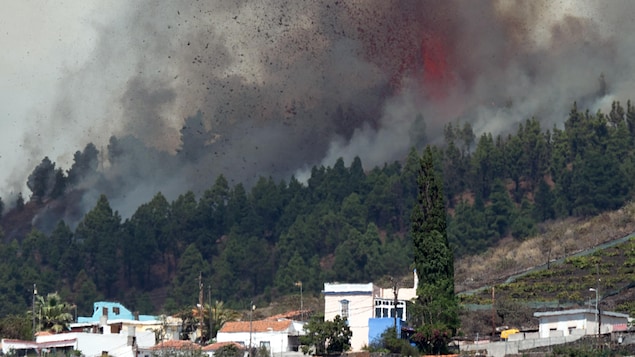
342,2,462,102
420,34,454,100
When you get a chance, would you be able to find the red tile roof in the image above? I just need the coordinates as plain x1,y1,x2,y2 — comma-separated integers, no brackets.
149,340,201,350
1,338,77,349
34,331,54,336
202,341,245,351
219,319,292,333
266,310,309,321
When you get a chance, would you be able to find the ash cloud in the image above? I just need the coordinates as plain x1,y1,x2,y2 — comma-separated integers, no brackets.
8,0,635,223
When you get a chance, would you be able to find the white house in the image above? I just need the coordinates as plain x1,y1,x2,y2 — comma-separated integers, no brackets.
323,270,418,351
3,301,162,357
534,308,629,338
1,337,77,355
216,318,305,354
2,329,155,357
73,301,181,342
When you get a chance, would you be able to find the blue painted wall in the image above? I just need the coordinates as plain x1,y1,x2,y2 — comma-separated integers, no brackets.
368,318,403,346
77,301,157,323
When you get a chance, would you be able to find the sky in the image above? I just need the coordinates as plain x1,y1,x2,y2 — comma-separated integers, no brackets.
2,0,635,221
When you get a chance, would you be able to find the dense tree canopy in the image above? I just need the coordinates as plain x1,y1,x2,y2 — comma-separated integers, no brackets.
0,100,634,324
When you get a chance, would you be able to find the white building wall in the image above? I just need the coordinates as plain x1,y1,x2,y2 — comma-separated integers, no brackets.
291,321,305,335
537,310,630,338
538,313,588,338
323,276,418,352
261,330,289,354
36,330,156,357
108,343,135,357
324,283,375,351
38,333,124,357
216,331,290,353
216,331,250,347
135,330,158,348
377,271,418,302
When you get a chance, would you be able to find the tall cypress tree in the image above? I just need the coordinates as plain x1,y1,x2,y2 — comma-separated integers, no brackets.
410,145,459,353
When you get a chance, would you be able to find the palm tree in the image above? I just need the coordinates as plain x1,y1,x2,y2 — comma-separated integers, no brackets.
209,300,240,340
32,292,73,333
192,300,240,343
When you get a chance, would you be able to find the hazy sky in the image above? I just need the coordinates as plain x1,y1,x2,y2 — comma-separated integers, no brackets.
3,1,635,219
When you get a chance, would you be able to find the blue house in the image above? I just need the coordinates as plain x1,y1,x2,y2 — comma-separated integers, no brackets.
77,301,157,323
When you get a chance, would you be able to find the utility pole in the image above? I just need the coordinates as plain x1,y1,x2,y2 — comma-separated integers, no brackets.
590,263,601,347
249,301,255,357
32,283,37,340
295,281,303,321
588,287,600,338
596,264,601,344
595,286,599,340
492,286,496,338
390,277,399,331
208,285,212,342
198,272,204,343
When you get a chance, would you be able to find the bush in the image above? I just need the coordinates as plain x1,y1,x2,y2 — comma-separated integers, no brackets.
215,344,243,357
368,327,419,357
410,323,452,355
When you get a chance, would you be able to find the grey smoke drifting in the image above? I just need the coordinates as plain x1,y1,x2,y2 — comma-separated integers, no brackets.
6,0,635,220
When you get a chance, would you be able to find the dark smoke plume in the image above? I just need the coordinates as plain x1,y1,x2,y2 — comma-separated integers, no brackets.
19,0,635,222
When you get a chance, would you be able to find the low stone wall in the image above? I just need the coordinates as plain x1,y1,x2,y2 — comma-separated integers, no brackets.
461,334,585,357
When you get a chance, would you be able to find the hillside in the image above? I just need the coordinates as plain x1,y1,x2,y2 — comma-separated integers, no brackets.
455,202,635,294
454,202,635,338
4,99,635,326
264,202,635,315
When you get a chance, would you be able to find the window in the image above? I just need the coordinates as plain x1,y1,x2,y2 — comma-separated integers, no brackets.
340,300,349,319
113,307,120,315
111,323,122,334
373,298,408,320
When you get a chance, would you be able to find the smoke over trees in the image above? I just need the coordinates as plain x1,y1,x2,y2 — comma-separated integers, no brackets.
5,2,635,340
3,1,635,220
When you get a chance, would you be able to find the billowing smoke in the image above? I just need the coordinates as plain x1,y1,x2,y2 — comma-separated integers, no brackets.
5,0,635,222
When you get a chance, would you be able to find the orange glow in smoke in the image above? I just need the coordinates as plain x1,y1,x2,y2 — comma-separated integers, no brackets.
420,34,453,100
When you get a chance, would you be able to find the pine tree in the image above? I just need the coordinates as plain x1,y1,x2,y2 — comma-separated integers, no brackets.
410,145,459,354
169,243,209,309
75,195,121,297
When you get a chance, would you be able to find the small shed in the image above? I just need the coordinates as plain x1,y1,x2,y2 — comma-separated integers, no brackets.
534,308,629,338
